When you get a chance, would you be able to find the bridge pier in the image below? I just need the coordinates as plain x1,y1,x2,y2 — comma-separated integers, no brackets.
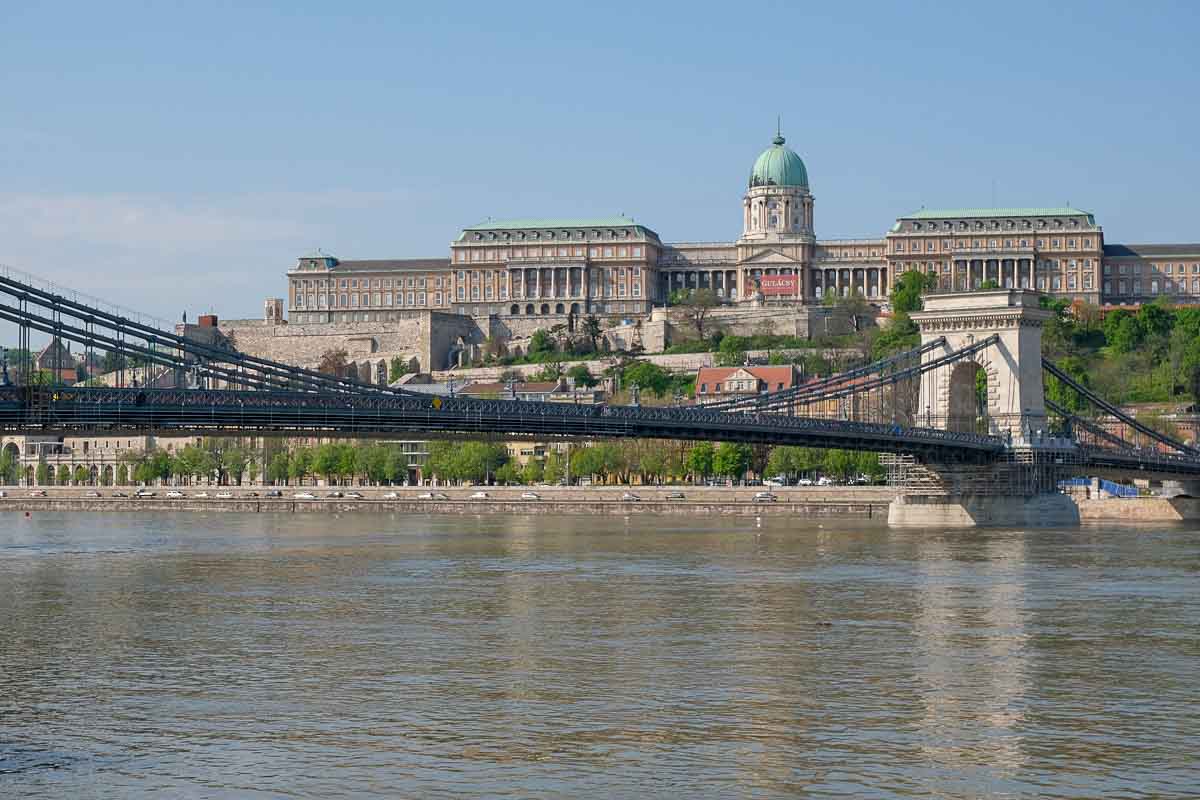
885,449,1081,528
888,492,1079,528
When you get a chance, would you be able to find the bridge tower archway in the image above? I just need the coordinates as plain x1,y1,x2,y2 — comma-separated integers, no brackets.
910,289,1052,440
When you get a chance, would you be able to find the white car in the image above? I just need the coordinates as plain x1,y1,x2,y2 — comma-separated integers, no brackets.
796,478,813,486
292,492,317,500
382,491,399,499
166,490,185,499
520,491,541,500
469,491,489,499
194,491,210,498
817,476,834,486
418,491,448,500
346,491,364,499
621,492,641,502
84,490,102,498
216,492,233,499
135,489,155,498
752,491,779,503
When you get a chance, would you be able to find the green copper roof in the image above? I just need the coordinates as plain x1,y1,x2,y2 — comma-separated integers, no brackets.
749,134,809,189
463,216,643,231
899,207,1094,220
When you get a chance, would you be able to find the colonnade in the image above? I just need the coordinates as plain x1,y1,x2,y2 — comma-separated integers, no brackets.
810,267,889,298
945,258,1036,291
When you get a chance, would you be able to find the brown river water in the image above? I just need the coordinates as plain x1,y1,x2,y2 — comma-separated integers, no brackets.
1,512,1197,798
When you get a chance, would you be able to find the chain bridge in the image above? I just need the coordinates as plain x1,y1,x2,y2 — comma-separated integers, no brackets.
3,267,1199,526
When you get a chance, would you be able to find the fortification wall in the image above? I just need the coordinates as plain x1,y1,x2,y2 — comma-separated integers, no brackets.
218,316,434,376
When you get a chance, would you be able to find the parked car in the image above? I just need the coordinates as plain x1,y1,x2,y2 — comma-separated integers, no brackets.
345,491,363,499
665,491,686,500
327,491,344,499
469,491,489,500
417,491,448,500
84,490,102,498
216,491,234,499
0,490,6,498
135,489,156,498
293,492,317,500
796,478,813,486
265,489,282,498
764,479,784,488
382,491,399,499
520,491,541,500
752,491,778,503
166,490,185,499
245,491,259,498
817,476,834,486
29,489,46,497
621,492,641,502
111,491,128,498
194,491,210,498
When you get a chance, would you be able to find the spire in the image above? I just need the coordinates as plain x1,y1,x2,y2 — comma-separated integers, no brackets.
773,116,785,146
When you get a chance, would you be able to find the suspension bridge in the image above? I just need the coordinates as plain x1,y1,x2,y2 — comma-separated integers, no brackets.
2,267,1199,526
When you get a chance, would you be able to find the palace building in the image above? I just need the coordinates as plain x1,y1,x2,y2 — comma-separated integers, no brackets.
283,132,1199,326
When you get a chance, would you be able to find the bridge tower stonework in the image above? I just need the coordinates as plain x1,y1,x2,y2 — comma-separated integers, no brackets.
888,289,1080,528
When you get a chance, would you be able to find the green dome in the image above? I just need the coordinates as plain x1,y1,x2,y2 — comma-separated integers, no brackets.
749,134,809,189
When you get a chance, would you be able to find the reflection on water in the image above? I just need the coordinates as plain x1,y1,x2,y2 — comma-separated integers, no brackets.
1,513,1198,798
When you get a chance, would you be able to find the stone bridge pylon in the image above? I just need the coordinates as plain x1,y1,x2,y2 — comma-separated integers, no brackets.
888,289,1079,528
912,289,1053,440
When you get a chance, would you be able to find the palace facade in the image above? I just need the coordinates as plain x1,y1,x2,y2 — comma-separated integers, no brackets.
284,133,1199,326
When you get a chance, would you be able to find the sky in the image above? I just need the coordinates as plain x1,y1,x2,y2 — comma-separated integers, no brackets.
2,0,1198,322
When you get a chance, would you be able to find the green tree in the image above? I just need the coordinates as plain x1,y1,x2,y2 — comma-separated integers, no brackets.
35,462,50,486
672,288,720,340
543,452,565,485
267,452,290,485
686,442,715,480
221,446,249,485
0,449,17,484
567,363,598,388
388,356,410,382
622,361,672,398
73,465,89,485
521,458,545,485
1108,314,1145,354
713,442,752,480
56,464,71,485
495,461,522,485
582,315,603,352
766,446,819,479
890,270,936,315
528,329,556,357
115,463,128,486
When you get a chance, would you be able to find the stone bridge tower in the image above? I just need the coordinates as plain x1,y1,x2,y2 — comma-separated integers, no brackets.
909,289,1053,441
890,289,1078,528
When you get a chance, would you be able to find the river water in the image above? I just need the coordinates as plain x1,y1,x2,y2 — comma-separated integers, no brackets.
1,512,1197,798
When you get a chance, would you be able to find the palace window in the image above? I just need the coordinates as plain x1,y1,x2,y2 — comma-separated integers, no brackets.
1134,279,1142,294
1104,280,1112,295
1152,280,1160,294
408,292,415,305
1118,280,1127,294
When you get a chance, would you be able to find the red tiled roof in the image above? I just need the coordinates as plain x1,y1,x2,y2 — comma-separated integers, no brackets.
695,365,798,388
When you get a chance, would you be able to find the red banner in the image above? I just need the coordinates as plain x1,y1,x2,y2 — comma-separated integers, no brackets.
759,274,798,296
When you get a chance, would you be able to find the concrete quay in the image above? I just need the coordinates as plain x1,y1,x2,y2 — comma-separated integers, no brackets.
0,486,894,519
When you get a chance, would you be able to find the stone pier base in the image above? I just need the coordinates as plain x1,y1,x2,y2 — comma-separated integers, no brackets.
888,492,1081,528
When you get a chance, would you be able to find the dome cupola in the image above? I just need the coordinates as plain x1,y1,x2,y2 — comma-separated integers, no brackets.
749,134,809,189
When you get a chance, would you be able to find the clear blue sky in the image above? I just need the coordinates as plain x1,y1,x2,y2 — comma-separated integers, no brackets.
2,0,1197,320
